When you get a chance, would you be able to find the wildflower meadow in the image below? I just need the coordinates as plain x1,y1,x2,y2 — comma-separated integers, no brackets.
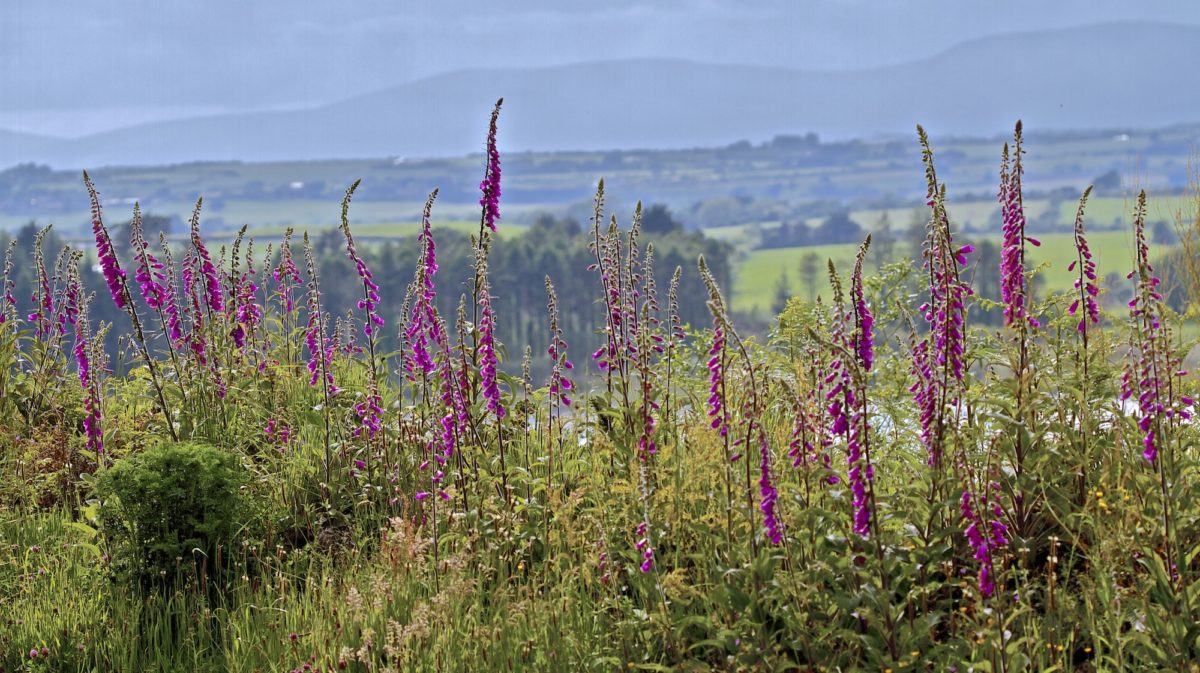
2,105,1200,672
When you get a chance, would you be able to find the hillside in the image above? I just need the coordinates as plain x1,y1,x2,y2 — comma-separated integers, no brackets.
3,21,1200,167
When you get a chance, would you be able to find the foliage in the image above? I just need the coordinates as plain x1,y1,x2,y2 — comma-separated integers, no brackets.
93,442,250,589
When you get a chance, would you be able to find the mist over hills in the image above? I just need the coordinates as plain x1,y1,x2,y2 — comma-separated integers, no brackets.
2,21,1198,168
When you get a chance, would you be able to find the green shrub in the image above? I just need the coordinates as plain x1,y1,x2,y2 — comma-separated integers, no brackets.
94,441,249,589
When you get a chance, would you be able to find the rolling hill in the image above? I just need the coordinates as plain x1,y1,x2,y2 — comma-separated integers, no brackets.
2,21,1199,168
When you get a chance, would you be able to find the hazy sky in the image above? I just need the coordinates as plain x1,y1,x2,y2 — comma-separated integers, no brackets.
3,1,1199,136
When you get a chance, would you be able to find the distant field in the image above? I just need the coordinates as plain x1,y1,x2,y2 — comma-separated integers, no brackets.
732,230,1161,315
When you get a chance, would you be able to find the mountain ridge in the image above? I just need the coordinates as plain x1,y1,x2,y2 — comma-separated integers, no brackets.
3,21,1198,168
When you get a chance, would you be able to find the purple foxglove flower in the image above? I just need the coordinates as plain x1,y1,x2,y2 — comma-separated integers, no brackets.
84,173,128,310
478,99,503,233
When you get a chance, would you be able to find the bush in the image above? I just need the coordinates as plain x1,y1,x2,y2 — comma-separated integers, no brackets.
94,442,249,589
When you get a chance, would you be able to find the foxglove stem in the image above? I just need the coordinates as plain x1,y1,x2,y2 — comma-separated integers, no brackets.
1068,186,1100,369
915,126,973,471
74,294,103,458
700,254,764,554
1,240,16,326
405,190,441,380
84,172,178,441
303,233,336,483
187,198,225,314
29,226,53,338
999,122,1040,330
758,426,782,544
273,228,302,315
231,237,262,350
130,204,169,313
961,484,1010,598
478,98,503,234
545,276,574,409
339,180,384,441
475,238,504,420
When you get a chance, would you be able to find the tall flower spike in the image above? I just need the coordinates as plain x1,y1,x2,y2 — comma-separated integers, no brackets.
479,98,503,233
999,121,1040,329
914,126,974,468
274,227,303,314
28,225,54,338
231,235,262,349
961,484,1010,598
84,173,127,310
545,276,574,408
74,292,103,456
303,233,338,398
1068,186,1100,334
339,180,384,439
851,234,874,372
188,198,225,314
476,236,505,418
699,256,731,439
405,190,441,378
339,181,383,338
1,239,17,325
130,204,169,313
158,234,183,344
758,426,783,544
845,236,875,537
1122,191,1190,464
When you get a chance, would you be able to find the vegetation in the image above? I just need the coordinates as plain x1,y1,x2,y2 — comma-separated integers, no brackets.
2,110,1200,672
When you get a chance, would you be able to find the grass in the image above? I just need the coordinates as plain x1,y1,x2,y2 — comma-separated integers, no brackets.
733,230,1170,315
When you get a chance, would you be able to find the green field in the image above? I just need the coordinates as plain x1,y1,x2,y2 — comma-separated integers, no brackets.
733,230,1157,315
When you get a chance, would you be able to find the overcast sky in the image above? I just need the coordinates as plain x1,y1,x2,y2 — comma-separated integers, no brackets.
3,1,1199,136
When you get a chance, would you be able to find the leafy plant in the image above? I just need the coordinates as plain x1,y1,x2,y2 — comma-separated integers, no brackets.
93,441,249,589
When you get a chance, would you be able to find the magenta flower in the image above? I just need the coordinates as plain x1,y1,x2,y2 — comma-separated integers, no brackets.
130,205,169,312
29,227,55,337
340,181,385,439
635,520,654,573
1068,186,1100,334
342,223,383,339
961,485,1009,598
303,236,338,398
851,251,874,373
189,203,225,314
914,126,974,469
405,190,442,379
758,428,783,544
477,259,504,419
545,276,574,408
232,247,262,349
84,173,128,310
1122,191,1189,464
479,99,503,233
75,301,103,456
706,326,729,437
1,240,16,325
998,123,1040,330
274,228,303,314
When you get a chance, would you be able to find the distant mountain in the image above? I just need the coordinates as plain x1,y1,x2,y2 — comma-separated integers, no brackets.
3,21,1199,168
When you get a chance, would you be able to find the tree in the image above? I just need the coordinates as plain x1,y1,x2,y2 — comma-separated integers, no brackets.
641,203,683,234
870,212,896,266
799,252,820,301
812,212,862,245
771,270,791,315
